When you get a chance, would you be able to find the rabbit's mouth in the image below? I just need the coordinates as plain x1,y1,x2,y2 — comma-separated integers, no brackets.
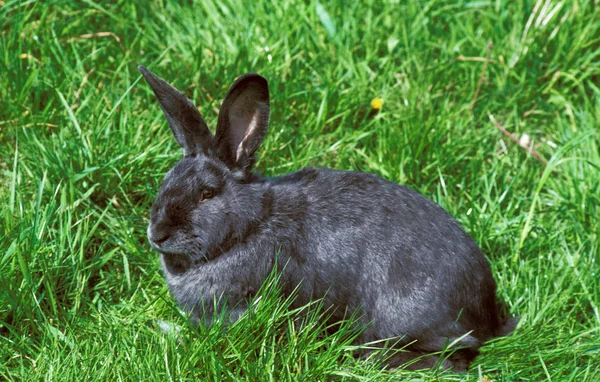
154,244,209,264
149,240,173,254
148,236,191,257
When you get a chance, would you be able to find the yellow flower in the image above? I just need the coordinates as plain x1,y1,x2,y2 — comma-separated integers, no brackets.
370,97,383,110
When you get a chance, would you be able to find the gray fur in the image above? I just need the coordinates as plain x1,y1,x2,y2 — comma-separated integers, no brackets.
139,66,517,370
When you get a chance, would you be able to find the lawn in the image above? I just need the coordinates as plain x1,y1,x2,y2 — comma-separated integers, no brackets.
1,0,599,380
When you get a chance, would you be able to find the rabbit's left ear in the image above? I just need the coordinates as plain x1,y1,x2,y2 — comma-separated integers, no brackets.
139,65,213,156
215,73,270,171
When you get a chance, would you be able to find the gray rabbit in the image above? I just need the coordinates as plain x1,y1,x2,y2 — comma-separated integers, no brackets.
139,66,517,370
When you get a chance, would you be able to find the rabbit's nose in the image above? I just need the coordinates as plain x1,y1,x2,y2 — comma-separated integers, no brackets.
148,225,170,246
152,233,169,245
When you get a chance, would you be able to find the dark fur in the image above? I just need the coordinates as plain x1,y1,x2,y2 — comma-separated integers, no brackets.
139,66,517,371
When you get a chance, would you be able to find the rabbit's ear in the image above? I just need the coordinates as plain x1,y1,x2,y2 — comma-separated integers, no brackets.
139,66,213,156
215,73,270,170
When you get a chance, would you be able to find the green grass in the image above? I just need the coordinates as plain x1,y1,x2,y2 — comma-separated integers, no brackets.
1,0,599,380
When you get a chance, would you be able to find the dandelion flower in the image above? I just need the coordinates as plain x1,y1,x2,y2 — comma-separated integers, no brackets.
370,97,383,110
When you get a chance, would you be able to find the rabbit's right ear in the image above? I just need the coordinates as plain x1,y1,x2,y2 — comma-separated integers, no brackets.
215,73,270,171
139,66,213,156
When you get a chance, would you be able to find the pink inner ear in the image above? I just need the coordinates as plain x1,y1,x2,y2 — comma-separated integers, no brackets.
229,98,261,162
235,112,260,162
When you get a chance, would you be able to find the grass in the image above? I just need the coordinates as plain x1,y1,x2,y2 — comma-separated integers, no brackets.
1,0,599,380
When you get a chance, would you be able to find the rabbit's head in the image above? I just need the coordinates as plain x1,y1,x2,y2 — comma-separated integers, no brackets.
139,66,270,268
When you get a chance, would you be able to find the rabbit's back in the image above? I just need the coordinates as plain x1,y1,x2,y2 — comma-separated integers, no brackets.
268,168,501,346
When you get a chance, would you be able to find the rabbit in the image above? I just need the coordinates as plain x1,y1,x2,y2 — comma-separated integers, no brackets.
138,65,517,371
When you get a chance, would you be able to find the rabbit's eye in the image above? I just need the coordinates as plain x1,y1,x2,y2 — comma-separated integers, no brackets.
200,189,214,202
